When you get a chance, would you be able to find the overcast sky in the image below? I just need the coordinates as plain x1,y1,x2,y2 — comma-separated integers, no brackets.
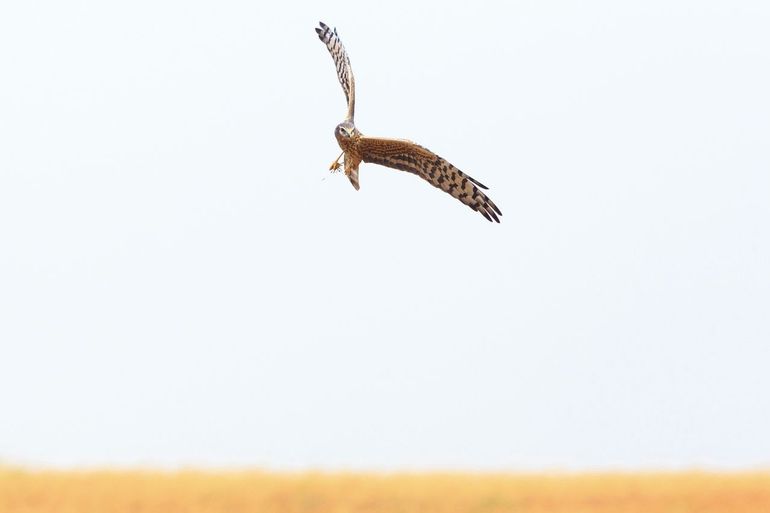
1,0,769,471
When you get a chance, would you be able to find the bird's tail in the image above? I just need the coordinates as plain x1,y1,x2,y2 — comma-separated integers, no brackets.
347,167,360,190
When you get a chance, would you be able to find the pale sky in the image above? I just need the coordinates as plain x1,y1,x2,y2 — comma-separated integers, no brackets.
1,0,769,471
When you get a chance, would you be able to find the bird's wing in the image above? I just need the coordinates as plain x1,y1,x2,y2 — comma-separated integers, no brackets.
359,137,502,222
316,21,356,121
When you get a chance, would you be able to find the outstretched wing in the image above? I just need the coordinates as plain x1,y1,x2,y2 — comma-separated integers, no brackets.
316,21,355,121
359,137,502,222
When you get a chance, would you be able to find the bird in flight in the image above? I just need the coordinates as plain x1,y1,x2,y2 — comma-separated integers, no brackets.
315,21,502,223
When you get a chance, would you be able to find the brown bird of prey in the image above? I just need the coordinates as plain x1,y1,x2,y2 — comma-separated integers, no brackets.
315,21,502,223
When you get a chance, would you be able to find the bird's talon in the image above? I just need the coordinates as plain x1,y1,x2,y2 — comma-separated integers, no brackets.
328,151,344,172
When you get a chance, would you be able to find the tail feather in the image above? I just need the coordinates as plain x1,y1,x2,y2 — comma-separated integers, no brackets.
347,166,360,190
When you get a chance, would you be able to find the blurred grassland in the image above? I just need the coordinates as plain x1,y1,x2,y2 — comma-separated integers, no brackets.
2,468,770,513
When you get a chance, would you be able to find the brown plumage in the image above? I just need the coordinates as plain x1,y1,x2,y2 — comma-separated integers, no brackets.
315,21,502,223
359,137,501,222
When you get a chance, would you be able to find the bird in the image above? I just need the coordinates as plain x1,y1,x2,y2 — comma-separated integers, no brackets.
315,21,502,223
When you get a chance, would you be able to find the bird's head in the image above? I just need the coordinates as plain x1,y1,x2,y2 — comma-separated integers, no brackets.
335,121,356,141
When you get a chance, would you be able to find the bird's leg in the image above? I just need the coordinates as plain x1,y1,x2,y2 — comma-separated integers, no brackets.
329,151,343,172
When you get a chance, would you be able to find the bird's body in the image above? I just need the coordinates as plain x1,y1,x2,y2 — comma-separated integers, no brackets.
316,21,502,222
334,120,362,190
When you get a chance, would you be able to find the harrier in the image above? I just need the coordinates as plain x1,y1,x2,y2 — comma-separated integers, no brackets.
315,21,502,222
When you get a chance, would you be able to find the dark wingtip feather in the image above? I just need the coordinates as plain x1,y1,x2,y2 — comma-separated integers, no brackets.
316,22,330,39
468,176,489,189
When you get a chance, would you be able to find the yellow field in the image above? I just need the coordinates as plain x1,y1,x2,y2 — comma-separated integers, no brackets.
2,468,770,513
